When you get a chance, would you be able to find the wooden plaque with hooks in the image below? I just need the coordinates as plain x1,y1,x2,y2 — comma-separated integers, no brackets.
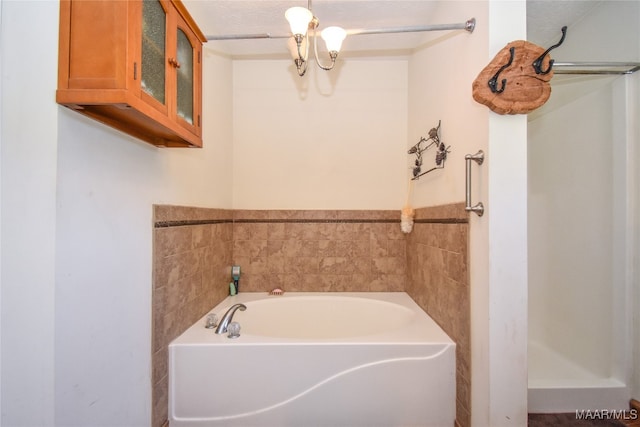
472,40,553,115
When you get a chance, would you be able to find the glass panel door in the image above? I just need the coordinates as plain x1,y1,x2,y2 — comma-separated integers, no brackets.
176,28,193,124
141,0,166,104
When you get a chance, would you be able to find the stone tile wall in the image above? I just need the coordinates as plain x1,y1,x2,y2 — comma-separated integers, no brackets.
151,204,470,427
152,206,233,427
232,210,406,292
405,202,471,427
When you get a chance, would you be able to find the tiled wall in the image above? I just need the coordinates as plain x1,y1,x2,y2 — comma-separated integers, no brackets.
152,204,470,427
152,206,234,427
232,209,406,292
405,203,471,427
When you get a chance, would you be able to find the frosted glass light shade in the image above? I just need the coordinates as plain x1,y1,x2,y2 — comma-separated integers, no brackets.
285,7,313,36
321,26,346,52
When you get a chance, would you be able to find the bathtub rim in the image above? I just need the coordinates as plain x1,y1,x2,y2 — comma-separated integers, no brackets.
170,291,455,346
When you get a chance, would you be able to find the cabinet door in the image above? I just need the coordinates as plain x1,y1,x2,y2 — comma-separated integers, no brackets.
141,0,169,114
174,14,202,136
61,0,129,90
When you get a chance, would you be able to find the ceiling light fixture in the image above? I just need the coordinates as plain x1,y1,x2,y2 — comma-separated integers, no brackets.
285,2,346,76
205,5,477,78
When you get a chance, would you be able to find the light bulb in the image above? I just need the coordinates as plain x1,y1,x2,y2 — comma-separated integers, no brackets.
285,7,313,37
321,26,346,53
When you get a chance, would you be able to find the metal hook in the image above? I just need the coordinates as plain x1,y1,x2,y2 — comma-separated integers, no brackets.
488,47,515,94
532,26,567,75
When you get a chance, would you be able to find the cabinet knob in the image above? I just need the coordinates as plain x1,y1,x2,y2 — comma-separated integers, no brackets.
168,58,181,69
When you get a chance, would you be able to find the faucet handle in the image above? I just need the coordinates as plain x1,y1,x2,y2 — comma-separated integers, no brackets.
205,313,218,329
227,322,241,339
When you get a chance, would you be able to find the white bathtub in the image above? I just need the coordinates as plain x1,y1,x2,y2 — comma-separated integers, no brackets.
168,292,456,427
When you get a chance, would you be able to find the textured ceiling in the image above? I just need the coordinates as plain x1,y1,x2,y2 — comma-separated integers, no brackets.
527,0,602,45
184,0,466,58
183,0,602,59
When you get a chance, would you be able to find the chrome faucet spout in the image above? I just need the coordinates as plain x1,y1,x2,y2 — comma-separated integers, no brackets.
215,303,247,334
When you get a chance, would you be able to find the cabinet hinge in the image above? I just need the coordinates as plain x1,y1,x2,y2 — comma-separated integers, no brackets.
133,62,137,80
198,51,201,64
198,114,201,127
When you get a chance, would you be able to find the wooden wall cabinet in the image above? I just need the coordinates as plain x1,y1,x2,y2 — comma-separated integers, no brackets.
57,0,206,148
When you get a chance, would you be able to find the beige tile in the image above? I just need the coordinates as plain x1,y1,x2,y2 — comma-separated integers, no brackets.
319,257,353,274
456,399,471,427
151,299,165,353
242,273,272,291
288,256,320,274
152,347,168,390
317,223,338,240
336,210,398,221
384,222,407,241
299,240,320,257
233,240,268,258
334,240,352,257
341,273,373,291
317,240,337,256
267,223,286,240
191,224,212,249
302,210,338,220
370,233,388,257
387,239,406,257
267,256,285,274
154,226,192,259
234,222,268,240
414,202,466,221
153,204,171,223
371,257,406,275
165,273,201,313
234,210,269,220
348,223,373,241
444,250,467,284
284,223,324,240
152,375,168,427
268,210,305,220
281,240,304,257
246,257,269,275
350,240,370,257
351,257,371,275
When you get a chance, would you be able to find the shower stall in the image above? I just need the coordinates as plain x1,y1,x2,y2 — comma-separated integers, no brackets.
527,1,639,412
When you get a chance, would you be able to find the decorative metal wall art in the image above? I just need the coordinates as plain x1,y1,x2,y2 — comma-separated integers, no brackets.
408,120,450,180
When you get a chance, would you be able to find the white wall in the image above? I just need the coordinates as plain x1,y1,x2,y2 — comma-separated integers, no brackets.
232,59,407,210
485,3,529,425
408,1,529,425
408,1,489,208
528,0,639,400
0,1,234,424
529,79,618,376
1,1,58,424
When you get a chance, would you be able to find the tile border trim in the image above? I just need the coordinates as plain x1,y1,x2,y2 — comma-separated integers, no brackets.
154,219,233,228
414,218,468,224
153,203,470,228
154,217,468,228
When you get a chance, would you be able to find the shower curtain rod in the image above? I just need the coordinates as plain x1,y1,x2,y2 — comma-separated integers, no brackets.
552,62,640,75
206,18,476,40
